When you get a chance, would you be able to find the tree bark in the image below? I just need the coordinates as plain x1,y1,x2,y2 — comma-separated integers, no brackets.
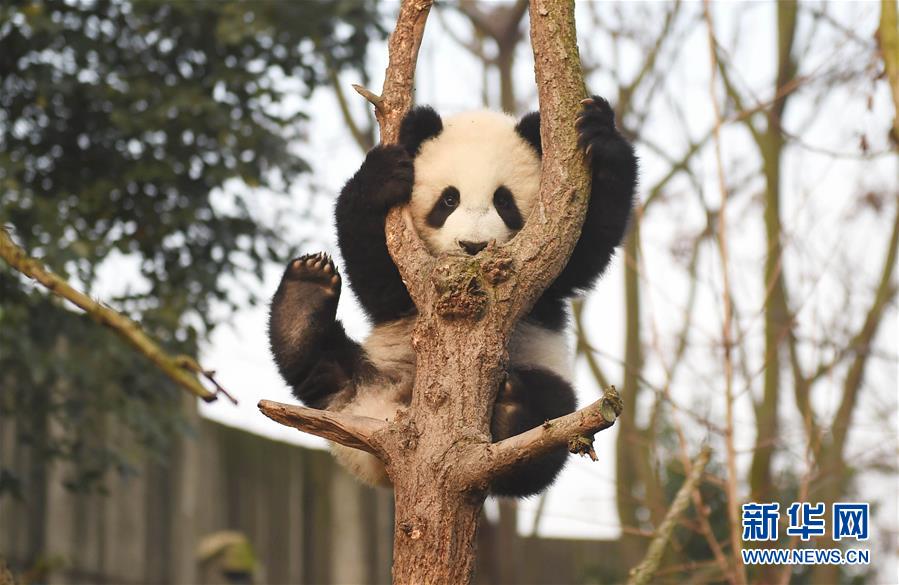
258,1,619,583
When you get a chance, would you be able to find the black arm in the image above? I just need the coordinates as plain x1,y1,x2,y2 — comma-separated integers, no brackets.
537,96,638,298
335,145,416,324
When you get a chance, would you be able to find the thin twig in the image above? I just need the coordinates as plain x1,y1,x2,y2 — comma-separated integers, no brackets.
703,3,746,583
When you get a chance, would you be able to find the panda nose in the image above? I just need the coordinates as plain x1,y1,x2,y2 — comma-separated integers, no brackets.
459,240,488,255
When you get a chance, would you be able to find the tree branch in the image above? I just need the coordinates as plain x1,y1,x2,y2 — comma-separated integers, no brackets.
830,198,899,451
464,387,622,486
495,0,590,325
257,400,389,456
880,0,899,142
0,226,227,403
626,447,712,585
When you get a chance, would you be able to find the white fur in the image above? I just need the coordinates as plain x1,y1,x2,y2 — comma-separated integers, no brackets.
330,320,417,486
509,321,573,382
409,110,542,255
331,389,403,486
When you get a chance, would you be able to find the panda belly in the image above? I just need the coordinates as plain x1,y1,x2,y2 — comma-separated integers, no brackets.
328,316,572,486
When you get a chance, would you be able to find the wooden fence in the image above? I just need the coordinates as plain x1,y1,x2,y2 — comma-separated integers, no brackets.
1,401,619,584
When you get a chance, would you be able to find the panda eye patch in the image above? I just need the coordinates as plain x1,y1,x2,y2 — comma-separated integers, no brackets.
494,188,513,208
493,186,523,230
441,186,460,208
426,186,460,228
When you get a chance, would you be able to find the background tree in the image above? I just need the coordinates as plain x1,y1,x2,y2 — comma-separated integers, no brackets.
0,0,381,559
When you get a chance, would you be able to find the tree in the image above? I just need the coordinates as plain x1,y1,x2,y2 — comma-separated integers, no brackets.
258,0,625,582
0,0,379,500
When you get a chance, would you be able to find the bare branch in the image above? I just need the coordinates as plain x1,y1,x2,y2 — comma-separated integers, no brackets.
352,83,385,114
372,0,434,143
257,400,389,456
830,199,899,451
463,387,622,485
330,75,374,151
703,4,746,582
496,0,590,324
0,226,221,402
626,448,713,585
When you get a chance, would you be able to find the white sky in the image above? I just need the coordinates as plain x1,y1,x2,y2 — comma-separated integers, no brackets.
124,0,897,576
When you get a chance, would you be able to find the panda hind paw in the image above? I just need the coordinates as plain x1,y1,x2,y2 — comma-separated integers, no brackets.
285,253,341,297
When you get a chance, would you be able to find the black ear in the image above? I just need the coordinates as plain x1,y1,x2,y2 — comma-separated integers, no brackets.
515,111,542,156
399,106,443,156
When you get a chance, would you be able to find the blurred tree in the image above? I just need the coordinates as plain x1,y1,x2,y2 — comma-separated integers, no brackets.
0,0,381,506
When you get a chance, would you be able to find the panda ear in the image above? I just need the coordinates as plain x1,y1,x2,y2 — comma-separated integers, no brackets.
399,106,443,156
515,111,542,157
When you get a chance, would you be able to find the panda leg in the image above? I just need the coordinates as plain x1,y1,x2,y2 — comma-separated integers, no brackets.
268,253,367,410
489,367,577,497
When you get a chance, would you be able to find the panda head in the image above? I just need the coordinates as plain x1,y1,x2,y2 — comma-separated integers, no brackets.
399,106,542,256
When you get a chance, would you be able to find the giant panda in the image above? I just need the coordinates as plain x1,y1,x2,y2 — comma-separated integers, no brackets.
269,96,636,497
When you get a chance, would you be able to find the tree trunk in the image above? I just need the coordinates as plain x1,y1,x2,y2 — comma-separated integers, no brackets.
259,2,623,583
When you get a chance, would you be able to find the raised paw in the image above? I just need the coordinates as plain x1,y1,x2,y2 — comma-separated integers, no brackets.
362,144,414,209
575,95,620,160
284,252,341,297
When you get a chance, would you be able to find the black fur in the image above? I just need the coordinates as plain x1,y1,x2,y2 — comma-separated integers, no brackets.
540,96,636,295
334,145,415,324
399,106,443,156
426,186,460,228
490,367,577,496
515,111,542,156
268,253,370,409
493,186,524,230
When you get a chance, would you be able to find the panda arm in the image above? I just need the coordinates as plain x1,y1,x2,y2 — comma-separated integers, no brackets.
269,254,370,409
335,145,415,324
551,96,637,296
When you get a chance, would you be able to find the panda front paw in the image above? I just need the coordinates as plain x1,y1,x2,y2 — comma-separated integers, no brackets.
282,252,341,298
576,96,628,164
362,144,414,209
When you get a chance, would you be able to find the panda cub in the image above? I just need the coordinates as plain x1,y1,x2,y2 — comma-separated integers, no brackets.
269,96,636,497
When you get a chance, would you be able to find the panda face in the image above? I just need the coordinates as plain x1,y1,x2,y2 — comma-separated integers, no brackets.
408,111,542,256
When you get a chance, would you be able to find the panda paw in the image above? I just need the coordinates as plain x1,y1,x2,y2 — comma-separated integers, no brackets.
283,253,341,298
575,96,623,161
363,144,414,209
491,376,525,441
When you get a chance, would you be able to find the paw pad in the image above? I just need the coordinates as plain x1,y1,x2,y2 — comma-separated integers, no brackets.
286,252,341,294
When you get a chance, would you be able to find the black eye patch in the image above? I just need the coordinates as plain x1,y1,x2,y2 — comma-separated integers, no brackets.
493,186,523,230
426,186,460,228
